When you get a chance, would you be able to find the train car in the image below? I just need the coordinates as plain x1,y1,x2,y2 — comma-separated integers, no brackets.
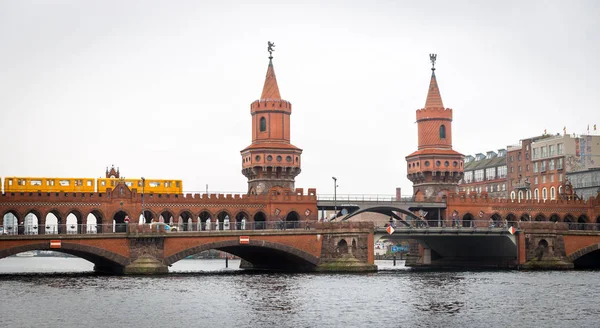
97,178,182,194
3,177,96,193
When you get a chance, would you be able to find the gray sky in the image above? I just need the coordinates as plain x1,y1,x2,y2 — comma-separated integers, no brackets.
1,0,599,197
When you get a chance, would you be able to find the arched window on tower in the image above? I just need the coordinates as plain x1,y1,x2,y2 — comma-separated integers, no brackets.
439,125,446,139
260,117,267,132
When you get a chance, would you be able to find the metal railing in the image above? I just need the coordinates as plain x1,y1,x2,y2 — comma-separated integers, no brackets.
378,219,517,230
0,221,316,236
316,194,438,202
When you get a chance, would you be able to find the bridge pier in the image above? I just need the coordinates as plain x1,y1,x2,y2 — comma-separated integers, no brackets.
422,247,431,265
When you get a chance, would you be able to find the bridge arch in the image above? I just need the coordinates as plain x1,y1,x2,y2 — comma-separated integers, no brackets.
178,210,194,231
567,243,600,269
198,211,212,231
163,239,319,271
140,209,156,224
0,242,130,273
341,206,419,223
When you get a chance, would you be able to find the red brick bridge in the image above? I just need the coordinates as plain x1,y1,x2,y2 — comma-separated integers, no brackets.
0,222,375,274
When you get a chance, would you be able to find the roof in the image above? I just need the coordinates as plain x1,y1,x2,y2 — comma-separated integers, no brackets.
260,58,281,100
241,142,302,152
424,70,444,108
406,148,463,158
464,155,507,171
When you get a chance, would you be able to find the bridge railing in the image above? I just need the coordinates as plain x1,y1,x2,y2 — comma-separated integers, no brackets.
0,221,318,236
316,194,433,202
378,220,600,232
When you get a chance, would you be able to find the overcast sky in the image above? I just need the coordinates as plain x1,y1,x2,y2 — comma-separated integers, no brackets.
1,0,599,197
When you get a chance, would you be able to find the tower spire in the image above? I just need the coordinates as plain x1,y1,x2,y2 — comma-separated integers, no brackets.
261,41,281,100
424,53,444,109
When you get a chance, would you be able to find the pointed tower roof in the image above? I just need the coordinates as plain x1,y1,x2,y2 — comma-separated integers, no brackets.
260,58,281,100
424,69,444,109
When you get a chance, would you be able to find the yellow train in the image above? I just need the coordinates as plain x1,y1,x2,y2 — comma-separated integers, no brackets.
3,177,182,194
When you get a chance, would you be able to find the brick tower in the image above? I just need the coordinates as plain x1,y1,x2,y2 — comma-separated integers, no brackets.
406,54,464,199
241,43,302,195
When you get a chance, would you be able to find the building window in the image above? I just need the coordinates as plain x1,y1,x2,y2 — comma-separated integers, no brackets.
534,177,538,185
533,162,538,173
558,143,564,155
541,146,547,158
510,166,514,173
542,175,546,183
518,191,524,202
259,117,267,132
540,161,546,172
550,175,554,183
517,153,521,161
497,165,507,178
526,164,529,172
486,167,496,180
474,169,484,182
549,159,555,170
534,188,539,200
518,166,522,172
526,153,529,160
526,190,532,200
549,145,555,157
464,171,473,183
557,158,563,170
439,125,446,139
511,191,516,201
533,148,538,159
510,156,513,162
502,184,506,191
559,173,563,182
542,188,547,200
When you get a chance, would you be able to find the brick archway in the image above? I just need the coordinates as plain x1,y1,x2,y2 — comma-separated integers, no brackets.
163,239,319,269
567,243,600,262
0,242,129,268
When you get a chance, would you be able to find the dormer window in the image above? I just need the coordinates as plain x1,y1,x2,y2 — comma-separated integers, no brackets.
260,117,267,132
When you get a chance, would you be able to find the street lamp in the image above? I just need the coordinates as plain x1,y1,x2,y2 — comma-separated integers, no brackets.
141,177,145,224
332,177,338,221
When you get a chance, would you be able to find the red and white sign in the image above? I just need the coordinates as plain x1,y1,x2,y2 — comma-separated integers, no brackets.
50,240,61,249
386,226,395,235
239,236,250,244
124,216,130,223
508,226,517,235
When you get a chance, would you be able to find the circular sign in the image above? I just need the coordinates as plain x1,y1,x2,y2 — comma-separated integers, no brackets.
341,208,348,215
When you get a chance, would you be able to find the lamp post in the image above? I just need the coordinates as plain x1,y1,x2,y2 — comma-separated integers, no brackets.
141,177,145,224
332,177,337,221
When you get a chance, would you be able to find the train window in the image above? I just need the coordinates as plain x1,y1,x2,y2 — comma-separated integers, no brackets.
87,180,92,186
149,182,160,188
176,182,180,188
8,180,12,186
30,180,42,186
111,181,114,187
101,181,106,186
125,182,133,187
165,182,171,187
59,180,70,186
138,181,142,187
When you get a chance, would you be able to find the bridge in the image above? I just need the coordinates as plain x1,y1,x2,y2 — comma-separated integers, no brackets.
316,194,446,222
0,222,376,274
374,221,600,269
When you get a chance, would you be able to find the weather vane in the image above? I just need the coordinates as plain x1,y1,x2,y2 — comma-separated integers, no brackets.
429,53,437,70
268,41,275,59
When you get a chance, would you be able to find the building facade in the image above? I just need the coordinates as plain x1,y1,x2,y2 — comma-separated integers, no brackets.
406,55,464,199
567,168,600,200
240,54,303,195
507,134,600,202
459,149,508,198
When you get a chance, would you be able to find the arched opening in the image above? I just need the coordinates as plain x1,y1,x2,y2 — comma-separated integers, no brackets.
491,213,502,227
216,211,231,230
534,214,546,222
462,213,474,228
518,191,524,203
536,239,548,260
550,187,556,200
65,212,82,234
23,211,40,235
534,188,539,200
2,211,19,235
140,210,155,224
88,210,104,233
573,248,600,269
45,211,62,234
235,212,249,230
506,213,517,227
337,239,348,255
439,124,446,139
549,214,560,223
259,117,267,132
199,211,212,231
542,188,548,201
159,210,174,226
526,190,532,200
577,215,589,231
519,213,529,221
564,214,575,230
254,212,266,230
285,211,300,229
510,191,516,201
352,239,357,254
113,211,129,233
180,211,193,231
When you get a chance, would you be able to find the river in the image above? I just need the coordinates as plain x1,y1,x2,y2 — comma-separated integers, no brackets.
0,257,598,328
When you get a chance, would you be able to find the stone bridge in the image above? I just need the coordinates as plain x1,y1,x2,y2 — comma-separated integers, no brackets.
0,222,376,274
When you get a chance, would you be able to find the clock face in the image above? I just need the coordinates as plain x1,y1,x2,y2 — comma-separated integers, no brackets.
256,182,266,193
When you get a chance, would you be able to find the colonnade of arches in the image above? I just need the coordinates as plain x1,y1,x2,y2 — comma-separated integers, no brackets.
457,212,600,230
1,209,303,234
